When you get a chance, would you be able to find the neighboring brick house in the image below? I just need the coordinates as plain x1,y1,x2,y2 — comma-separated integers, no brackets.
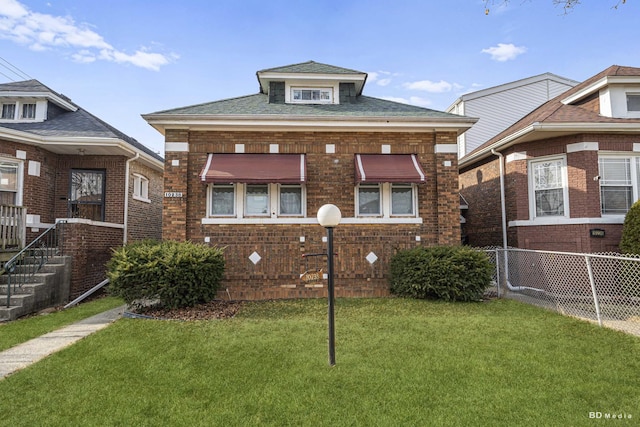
0,79,164,298
459,65,640,253
447,73,578,159
143,61,476,299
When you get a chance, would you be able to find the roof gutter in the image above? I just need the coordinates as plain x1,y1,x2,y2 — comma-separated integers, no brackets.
460,121,640,168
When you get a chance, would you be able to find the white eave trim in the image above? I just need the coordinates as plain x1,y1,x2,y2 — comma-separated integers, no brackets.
0,127,163,171
561,75,640,105
0,90,78,111
143,115,477,134
459,121,640,168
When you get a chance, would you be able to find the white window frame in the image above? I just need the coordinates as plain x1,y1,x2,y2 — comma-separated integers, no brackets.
1,103,16,120
0,157,24,206
356,183,418,218
528,156,569,220
598,154,640,216
626,93,640,112
207,183,306,218
244,184,270,217
132,173,150,203
21,103,36,119
290,87,333,104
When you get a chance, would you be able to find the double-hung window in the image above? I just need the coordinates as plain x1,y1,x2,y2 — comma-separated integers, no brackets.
530,157,567,218
599,156,640,215
0,159,21,206
209,183,305,218
356,183,417,217
21,103,36,119
1,103,15,120
132,173,150,202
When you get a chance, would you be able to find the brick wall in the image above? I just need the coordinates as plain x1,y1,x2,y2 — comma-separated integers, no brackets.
60,221,123,298
460,134,638,252
127,161,163,242
163,129,461,299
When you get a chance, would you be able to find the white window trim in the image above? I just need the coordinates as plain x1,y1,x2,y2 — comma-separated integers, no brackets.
626,92,640,117
0,99,43,122
528,155,569,220
285,81,339,105
132,173,150,203
356,183,418,218
598,153,640,215
0,156,24,206
207,183,306,219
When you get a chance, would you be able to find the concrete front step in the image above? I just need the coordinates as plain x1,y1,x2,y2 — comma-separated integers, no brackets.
0,255,71,321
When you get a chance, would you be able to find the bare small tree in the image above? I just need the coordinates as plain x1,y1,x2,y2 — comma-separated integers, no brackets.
484,0,627,15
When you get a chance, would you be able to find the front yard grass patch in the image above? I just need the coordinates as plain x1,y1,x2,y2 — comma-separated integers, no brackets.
0,296,124,352
0,298,637,426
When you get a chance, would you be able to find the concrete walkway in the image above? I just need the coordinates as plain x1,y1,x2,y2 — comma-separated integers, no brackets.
0,305,126,380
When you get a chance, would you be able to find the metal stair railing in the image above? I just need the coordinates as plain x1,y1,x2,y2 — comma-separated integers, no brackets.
3,222,63,308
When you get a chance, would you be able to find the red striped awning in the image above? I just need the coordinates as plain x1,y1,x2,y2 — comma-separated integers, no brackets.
200,153,306,184
354,154,426,183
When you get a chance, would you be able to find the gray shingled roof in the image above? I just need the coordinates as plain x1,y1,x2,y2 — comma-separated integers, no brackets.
0,79,163,161
149,93,462,119
257,60,366,75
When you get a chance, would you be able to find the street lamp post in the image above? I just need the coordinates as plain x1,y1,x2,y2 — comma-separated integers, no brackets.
317,204,341,366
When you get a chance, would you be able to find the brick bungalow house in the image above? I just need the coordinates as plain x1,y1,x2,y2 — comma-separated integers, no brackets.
0,79,163,309
459,65,640,253
142,61,476,299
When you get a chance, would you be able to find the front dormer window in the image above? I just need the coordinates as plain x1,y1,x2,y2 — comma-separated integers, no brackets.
1,103,15,119
626,93,640,112
21,103,36,119
291,87,333,104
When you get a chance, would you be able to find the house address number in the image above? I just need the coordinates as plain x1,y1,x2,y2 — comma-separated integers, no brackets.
164,192,183,198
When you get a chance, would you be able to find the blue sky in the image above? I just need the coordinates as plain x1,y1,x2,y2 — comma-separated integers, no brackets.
0,0,638,155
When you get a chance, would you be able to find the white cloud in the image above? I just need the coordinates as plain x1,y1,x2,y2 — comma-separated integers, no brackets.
381,96,432,108
368,70,399,86
403,80,454,93
481,43,527,62
0,0,175,71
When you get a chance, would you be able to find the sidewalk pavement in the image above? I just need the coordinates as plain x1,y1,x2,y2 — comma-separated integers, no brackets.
0,305,126,380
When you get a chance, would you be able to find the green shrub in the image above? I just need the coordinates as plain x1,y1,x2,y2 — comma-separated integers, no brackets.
389,246,493,302
620,200,640,254
107,240,225,309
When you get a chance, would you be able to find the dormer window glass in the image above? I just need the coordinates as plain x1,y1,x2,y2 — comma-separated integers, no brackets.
21,103,36,119
1,103,15,119
291,87,333,104
626,94,640,112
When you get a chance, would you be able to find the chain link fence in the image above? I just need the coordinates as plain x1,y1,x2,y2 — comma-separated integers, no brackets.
483,248,640,337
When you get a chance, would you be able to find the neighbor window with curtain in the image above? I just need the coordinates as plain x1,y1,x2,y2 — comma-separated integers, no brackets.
0,160,19,205
599,157,636,214
531,158,566,217
1,103,15,120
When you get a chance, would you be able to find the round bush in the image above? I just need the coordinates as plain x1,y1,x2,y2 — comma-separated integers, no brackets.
621,200,640,254
389,246,493,302
107,240,225,309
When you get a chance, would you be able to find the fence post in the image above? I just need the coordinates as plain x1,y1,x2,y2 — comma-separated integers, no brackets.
585,255,603,327
494,248,501,297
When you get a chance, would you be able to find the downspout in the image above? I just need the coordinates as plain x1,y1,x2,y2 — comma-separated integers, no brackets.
491,149,532,292
123,152,140,244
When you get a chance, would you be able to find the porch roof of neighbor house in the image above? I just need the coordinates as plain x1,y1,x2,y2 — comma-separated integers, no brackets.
461,65,640,168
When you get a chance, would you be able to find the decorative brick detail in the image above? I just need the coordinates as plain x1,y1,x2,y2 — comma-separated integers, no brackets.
163,129,461,299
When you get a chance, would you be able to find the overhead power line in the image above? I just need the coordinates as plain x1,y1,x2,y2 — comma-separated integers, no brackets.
0,57,33,81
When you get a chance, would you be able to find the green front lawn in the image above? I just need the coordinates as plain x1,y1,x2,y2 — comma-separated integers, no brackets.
0,298,637,426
